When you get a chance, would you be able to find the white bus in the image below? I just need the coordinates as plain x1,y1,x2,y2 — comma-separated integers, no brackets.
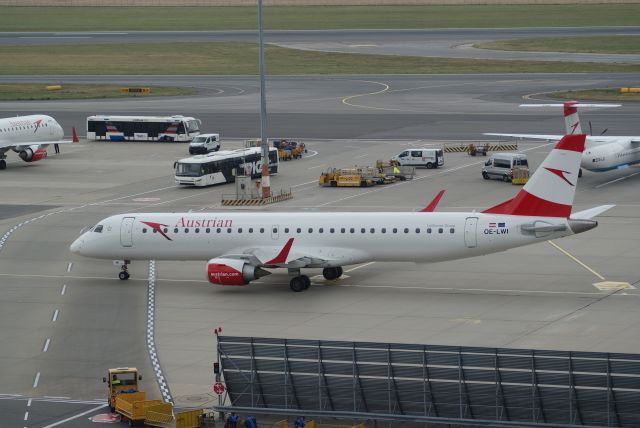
175,147,279,187
86,115,201,142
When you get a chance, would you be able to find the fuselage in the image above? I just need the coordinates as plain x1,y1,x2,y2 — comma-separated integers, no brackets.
70,212,575,265
0,115,64,146
583,137,640,172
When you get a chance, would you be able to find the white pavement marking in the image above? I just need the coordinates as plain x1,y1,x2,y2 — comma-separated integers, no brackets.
52,309,59,322
331,283,612,296
42,338,51,353
32,372,40,388
308,164,327,170
27,398,32,407
291,179,319,188
595,170,640,189
354,154,369,158
146,261,173,404
60,284,66,295
41,404,107,428
66,262,73,272
344,261,376,273
24,411,29,421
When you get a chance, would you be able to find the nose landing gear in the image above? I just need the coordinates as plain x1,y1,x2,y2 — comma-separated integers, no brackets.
114,260,131,280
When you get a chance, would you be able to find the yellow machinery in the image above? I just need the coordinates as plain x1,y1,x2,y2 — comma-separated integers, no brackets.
104,367,142,411
144,403,203,428
115,391,164,425
511,166,529,185
319,168,374,187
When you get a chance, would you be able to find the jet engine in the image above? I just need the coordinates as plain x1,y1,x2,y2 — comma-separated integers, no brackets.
18,145,47,162
207,258,270,286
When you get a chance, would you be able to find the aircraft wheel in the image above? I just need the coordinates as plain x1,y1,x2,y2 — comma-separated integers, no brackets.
119,271,130,281
0,159,6,170
482,172,489,180
322,267,340,280
290,276,308,292
336,267,343,277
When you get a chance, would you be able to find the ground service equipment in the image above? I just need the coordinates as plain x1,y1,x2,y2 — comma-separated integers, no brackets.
104,367,142,411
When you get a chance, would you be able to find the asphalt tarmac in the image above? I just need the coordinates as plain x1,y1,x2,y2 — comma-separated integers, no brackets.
2,27,640,63
1,74,639,140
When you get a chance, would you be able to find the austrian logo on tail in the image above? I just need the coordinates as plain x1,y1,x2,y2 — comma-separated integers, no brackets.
544,167,575,186
141,221,172,241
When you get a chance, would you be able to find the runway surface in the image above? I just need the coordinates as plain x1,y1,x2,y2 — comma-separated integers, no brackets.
2,27,640,63
1,74,639,140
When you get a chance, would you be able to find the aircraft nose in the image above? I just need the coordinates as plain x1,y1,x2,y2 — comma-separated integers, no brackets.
70,236,83,254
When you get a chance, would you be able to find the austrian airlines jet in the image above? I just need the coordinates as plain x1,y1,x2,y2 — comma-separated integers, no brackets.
0,114,76,170
71,134,613,292
485,101,640,176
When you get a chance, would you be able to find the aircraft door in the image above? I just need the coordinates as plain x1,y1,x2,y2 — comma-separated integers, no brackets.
120,217,135,247
464,217,478,248
271,225,279,240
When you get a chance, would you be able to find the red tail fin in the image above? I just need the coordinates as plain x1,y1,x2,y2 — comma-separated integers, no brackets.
482,134,586,218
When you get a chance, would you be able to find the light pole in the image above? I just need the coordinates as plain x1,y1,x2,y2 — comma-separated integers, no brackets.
258,0,270,198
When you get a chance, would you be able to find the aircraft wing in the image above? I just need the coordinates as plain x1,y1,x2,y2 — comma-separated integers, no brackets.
484,133,563,141
0,139,74,150
222,239,369,269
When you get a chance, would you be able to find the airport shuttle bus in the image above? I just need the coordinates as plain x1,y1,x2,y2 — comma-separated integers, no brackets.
174,147,278,186
86,115,201,142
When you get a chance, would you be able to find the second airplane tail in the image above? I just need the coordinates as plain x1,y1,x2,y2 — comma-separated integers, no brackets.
483,134,586,218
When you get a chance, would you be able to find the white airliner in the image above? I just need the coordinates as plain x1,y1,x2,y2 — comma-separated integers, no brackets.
486,101,640,175
70,134,613,292
0,114,76,170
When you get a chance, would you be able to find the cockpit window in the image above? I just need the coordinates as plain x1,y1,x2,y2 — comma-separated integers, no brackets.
94,225,104,233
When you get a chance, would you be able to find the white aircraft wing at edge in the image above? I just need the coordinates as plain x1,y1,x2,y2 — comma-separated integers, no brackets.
484,132,563,141
0,138,74,150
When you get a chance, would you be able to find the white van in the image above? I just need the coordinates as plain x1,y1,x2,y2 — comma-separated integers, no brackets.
392,148,444,169
189,133,220,155
482,152,528,182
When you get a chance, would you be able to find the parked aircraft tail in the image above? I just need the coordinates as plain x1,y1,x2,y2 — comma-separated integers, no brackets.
483,134,586,218
520,101,620,136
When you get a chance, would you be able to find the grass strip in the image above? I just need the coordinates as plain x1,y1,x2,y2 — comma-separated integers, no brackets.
0,83,195,100
1,42,640,75
475,36,640,54
1,5,640,31
548,88,640,102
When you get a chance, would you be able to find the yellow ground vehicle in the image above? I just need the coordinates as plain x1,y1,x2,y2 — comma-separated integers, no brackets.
319,168,374,187
116,391,164,425
104,367,143,412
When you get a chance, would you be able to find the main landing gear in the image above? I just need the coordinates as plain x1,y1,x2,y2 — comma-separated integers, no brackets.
322,267,343,281
0,157,7,170
288,267,345,292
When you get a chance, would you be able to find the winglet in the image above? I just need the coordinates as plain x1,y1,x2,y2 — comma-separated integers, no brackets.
266,238,294,265
72,127,79,143
419,190,445,212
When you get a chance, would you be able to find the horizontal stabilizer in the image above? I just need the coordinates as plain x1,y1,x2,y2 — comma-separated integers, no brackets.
570,204,615,220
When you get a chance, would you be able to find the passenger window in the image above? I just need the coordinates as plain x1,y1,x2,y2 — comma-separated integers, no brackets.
340,228,345,233
404,228,409,233
174,228,179,233
285,228,290,233
438,228,443,234
227,228,232,233
206,228,210,233
450,228,455,233
184,228,189,233
319,228,324,233
308,228,313,233
361,228,365,233
411,151,422,157
381,228,386,233
217,228,221,233
248,228,253,233
427,228,432,234
272,228,277,234
163,228,168,234
142,228,147,233
260,228,265,233
330,228,335,233
415,228,420,233
297,228,301,233
393,228,397,233
238,228,242,233
370,228,375,233
350,228,355,233
195,228,200,233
